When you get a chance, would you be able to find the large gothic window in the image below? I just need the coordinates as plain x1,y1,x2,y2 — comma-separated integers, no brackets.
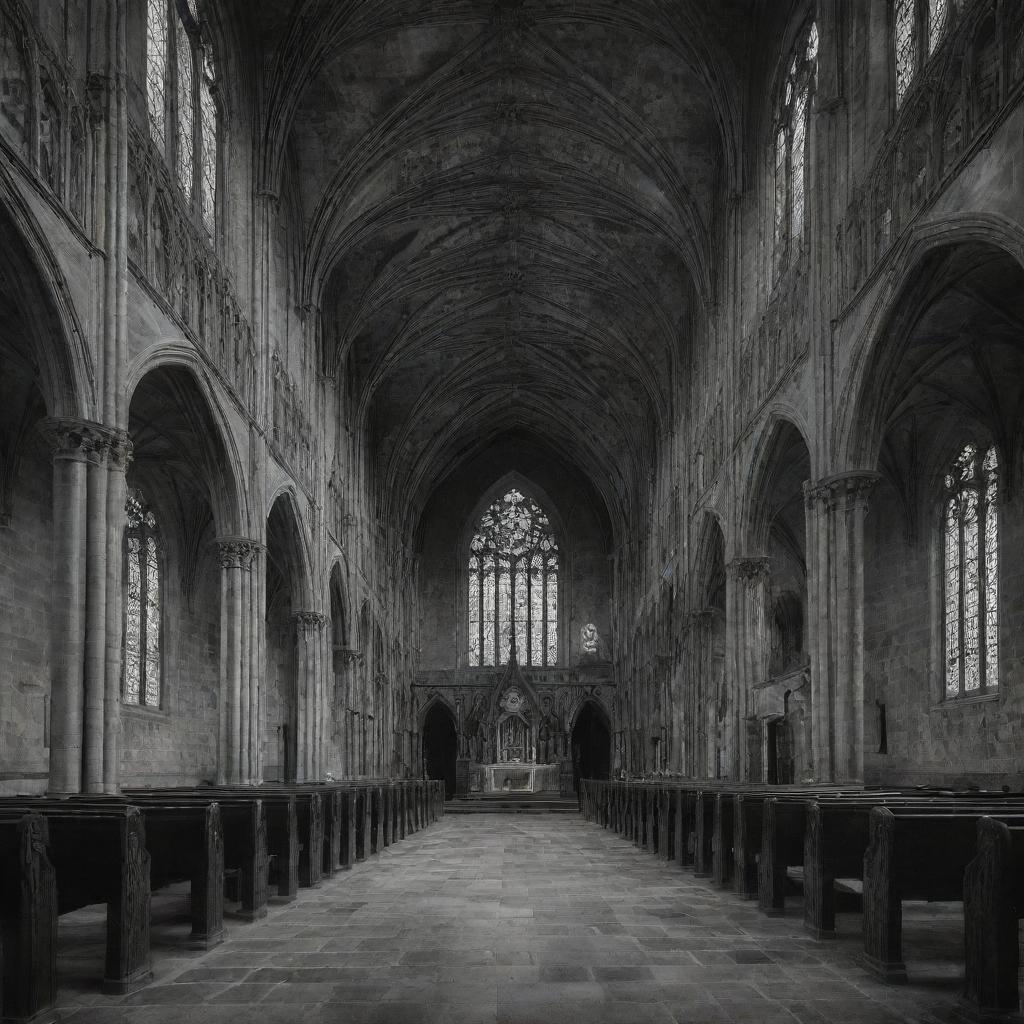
773,20,817,277
894,0,952,107
943,443,998,698
145,0,219,236
468,489,559,668
124,492,163,706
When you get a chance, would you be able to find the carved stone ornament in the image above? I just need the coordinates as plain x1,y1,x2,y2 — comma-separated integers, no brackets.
499,686,526,714
804,471,881,512
39,418,133,467
580,622,601,656
216,537,262,570
293,611,329,635
727,556,771,581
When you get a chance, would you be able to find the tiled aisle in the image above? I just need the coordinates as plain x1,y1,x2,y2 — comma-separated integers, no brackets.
60,814,972,1024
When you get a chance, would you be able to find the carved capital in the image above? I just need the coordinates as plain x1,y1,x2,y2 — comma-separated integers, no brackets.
727,556,771,582
805,471,881,512
216,537,262,570
293,611,329,636
334,646,363,665
40,418,133,468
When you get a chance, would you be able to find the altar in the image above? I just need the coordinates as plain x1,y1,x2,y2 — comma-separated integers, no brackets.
483,762,560,793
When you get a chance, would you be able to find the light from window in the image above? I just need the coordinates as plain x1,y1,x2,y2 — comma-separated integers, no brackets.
928,0,949,55
468,488,558,667
944,443,998,697
894,0,918,106
176,13,195,201
146,0,168,150
772,20,817,274
200,47,217,234
124,492,162,706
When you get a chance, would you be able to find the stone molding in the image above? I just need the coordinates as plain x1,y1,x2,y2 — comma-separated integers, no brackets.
726,556,771,581
215,537,262,570
293,611,329,635
40,418,133,467
803,471,881,512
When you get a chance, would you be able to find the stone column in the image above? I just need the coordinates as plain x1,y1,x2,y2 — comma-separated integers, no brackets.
43,421,94,794
726,557,771,782
685,610,714,778
804,473,879,783
216,539,260,784
293,612,329,782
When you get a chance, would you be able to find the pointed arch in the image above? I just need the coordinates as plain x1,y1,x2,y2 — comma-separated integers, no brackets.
266,487,315,611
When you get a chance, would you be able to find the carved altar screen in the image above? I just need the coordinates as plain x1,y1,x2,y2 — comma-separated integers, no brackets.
468,489,558,668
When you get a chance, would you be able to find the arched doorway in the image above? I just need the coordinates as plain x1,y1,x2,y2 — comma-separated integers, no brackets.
571,701,611,793
422,702,457,799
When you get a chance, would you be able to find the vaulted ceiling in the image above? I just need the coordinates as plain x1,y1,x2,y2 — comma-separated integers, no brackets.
246,0,757,541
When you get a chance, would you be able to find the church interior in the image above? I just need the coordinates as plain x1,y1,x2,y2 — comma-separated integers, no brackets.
1,0,1023,1021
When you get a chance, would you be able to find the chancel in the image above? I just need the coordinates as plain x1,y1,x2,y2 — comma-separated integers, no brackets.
1,0,1023,1021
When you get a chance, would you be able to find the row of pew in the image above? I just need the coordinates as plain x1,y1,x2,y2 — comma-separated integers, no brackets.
0,778,444,1024
579,778,1024,1015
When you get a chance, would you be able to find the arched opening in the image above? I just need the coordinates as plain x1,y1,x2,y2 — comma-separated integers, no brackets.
422,701,458,799
855,243,1024,787
124,365,237,785
265,493,308,782
328,563,350,779
747,419,811,783
571,701,611,793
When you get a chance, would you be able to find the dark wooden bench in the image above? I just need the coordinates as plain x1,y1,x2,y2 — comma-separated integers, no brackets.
0,812,58,1024
964,816,1024,1014
863,807,1024,982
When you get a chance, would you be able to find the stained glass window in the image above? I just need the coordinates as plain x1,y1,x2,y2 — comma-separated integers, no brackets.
928,0,949,55
175,14,195,201
145,0,218,240
468,489,559,667
199,48,217,234
894,0,917,106
146,0,168,150
772,20,817,275
124,492,162,706
944,443,998,697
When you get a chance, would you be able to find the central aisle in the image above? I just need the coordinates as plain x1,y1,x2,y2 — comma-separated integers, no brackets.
63,814,969,1024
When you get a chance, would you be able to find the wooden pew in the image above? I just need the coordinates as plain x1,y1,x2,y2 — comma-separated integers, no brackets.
0,812,58,1024
964,816,1024,1014
862,807,1024,982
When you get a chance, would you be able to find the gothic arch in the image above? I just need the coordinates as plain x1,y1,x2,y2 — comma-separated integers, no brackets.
265,486,315,611
0,170,92,420
742,411,814,554
417,691,458,732
126,348,247,536
838,214,1024,471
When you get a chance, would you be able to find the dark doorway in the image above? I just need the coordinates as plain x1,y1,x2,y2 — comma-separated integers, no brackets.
571,702,611,793
423,702,458,799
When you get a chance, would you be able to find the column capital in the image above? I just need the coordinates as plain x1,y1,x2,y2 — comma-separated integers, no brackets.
293,611,329,634
726,556,771,582
804,471,881,511
216,537,263,570
39,418,133,467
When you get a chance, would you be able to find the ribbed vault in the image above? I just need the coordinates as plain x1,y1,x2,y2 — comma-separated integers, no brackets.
248,0,754,542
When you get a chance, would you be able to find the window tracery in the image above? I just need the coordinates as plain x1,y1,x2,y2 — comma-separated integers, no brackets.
772,20,817,277
895,0,953,106
124,492,162,707
145,0,219,238
468,489,559,668
943,443,998,698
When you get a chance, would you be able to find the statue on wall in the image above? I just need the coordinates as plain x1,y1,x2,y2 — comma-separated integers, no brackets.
538,696,555,764
580,622,601,657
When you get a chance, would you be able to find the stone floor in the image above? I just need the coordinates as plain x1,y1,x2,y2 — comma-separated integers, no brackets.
58,813,978,1024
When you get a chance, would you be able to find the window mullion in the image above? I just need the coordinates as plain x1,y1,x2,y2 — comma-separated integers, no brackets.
139,529,149,706
958,504,967,697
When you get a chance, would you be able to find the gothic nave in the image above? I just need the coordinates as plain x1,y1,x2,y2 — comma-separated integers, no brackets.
0,0,1023,1021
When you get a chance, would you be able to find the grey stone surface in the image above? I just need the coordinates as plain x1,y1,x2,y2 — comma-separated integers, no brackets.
57,815,973,1024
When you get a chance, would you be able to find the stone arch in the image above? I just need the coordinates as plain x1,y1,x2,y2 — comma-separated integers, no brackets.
570,699,612,792
126,351,246,536
838,215,1024,471
265,486,315,611
0,168,91,420
742,412,814,555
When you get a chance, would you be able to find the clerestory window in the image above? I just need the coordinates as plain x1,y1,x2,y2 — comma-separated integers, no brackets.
894,0,952,107
468,489,559,668
124,491,163,707
146,0,219,236
773,20,817,277
943,443,998,698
